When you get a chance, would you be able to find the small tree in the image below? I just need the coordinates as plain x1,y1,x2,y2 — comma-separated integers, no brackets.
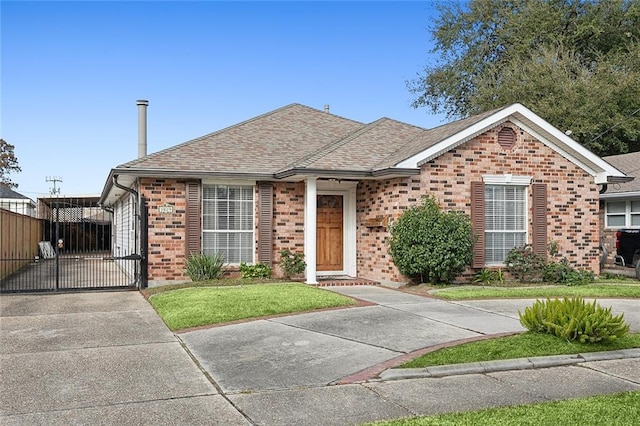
0,139,21,189
388,195,474,283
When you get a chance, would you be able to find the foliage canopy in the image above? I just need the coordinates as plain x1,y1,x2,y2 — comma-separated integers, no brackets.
0,139,21,189
409,0,640,155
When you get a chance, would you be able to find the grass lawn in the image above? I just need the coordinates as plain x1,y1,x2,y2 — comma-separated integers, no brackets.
148,283,355,331
400,332,640,368
426,282,640,300
367,391,640,425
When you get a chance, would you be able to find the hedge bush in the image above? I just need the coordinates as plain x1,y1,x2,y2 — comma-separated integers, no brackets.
388,195,474,283
239,262,273,279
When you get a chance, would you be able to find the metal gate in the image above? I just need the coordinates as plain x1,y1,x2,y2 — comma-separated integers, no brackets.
0,195,147,293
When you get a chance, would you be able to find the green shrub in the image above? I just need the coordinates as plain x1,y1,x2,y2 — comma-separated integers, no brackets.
505,244,546,282
185,252,225,281
472,268,505,285
565,269,595,286
279,250,306,279
388,195,474,283
543,258,574,283
519,297,630,343
239,262,273,279
543,258,595,286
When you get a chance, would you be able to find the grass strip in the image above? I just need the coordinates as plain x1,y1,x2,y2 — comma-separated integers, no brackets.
400,332,640,368
367,391,640,425
149,283,355,330
430,284,640,300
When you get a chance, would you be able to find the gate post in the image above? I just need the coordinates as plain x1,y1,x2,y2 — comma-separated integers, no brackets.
139,197,148,289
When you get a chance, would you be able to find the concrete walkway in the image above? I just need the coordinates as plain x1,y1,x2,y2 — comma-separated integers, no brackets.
1,286,639,425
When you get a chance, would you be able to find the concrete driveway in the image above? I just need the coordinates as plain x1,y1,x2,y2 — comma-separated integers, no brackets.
1,286,638,426
0,291,248,425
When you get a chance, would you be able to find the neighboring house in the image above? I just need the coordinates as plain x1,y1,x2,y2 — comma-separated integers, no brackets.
0,186,36,217
99,103,628,287
599,151,640,265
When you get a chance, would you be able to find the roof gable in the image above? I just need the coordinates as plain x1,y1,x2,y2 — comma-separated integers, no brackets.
394,103,626,185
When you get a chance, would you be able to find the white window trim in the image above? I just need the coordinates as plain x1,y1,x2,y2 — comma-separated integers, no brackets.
482,174,532,186
201,182,256,265
483,180,530,266
605,199,640,229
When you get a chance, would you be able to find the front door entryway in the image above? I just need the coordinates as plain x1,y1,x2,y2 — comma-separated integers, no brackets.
316,194,343,271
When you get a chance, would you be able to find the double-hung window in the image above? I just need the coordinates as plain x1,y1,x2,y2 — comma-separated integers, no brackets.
605,200,640,228
202,184,254,264
484,185,527,264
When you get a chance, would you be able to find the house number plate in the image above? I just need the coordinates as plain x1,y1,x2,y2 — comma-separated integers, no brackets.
158,204,174,214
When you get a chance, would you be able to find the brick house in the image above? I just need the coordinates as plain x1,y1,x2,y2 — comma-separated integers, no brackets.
598,151,640,266
99,103,628,286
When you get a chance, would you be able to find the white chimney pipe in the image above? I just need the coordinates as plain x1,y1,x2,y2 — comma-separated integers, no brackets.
137,100,149,158
324,104,330,114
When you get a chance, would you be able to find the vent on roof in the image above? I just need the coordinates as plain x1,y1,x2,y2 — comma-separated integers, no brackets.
324,104,330,114
497,127,516,150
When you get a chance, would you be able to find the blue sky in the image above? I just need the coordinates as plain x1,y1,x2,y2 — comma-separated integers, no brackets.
1,1,452,197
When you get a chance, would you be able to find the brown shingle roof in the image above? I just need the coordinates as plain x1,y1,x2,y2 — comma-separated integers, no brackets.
116,104,508,177
294,118,425,171
373,107,506,169
603,151,640,193
119,104,365,174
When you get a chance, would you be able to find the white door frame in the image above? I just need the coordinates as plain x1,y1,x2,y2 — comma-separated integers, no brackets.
316,181,357,277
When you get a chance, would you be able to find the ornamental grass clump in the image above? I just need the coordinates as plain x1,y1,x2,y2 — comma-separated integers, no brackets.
519,297,630,343
185,252,225,281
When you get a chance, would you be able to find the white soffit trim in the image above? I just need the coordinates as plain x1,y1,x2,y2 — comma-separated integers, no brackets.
483,174,532,185
394,103,626,184
600,191,640,200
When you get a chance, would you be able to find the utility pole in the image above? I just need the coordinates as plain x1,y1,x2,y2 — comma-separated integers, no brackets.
46,176,63,195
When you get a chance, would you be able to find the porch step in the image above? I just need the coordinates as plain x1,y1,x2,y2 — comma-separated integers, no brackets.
316,277,380,287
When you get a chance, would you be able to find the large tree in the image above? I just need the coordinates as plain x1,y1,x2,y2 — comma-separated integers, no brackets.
409,0,640,155
0,139,21,188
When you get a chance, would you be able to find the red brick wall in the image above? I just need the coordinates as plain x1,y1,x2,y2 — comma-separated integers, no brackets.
139,124,601,285
140,178,188,283
356,123,600,284
271,182,305,276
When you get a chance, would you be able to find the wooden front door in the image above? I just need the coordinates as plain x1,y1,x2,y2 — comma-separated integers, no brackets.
316,195,343,271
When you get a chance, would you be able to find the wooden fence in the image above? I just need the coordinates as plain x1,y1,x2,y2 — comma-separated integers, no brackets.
0,208,43,280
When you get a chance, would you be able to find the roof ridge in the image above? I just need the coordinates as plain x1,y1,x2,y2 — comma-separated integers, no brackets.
280,118,390,171
119,104,308,168
119,103,365,169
